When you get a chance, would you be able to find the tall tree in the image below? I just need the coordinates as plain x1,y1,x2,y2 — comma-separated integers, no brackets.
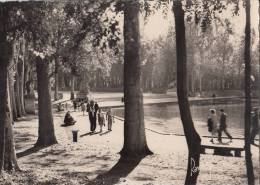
120,0,152,157
258,1,260,173
244,0,255,184
0,2,20,172
0,23,8,172
4,72,20,171
35,57,58,147
172,1,201,184
22,2,59,146
17,36,26,115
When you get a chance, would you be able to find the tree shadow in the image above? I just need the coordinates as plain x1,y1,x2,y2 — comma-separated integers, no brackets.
14,115,38,122
17,146,45,158
99,130,111,136
80,131,101,137
88,156,144,185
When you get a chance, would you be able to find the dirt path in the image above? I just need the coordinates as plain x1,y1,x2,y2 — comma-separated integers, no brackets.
3,110,259,185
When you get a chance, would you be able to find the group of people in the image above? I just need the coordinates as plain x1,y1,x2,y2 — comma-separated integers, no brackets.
208,109,233,143
208,107,259,144
63,99,114,133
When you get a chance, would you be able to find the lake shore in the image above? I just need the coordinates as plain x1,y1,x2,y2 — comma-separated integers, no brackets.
1,110,258,185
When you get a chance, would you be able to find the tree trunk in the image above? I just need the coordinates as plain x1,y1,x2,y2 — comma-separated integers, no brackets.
0,4,16,170
14,70,22,117
17,37,26,115
172,1,201,184
70,72,75,100
24,58,34,96
54,58,59,101
244,0,255,184
258,2,260,179
0,9,9,172
0,56,8,172
17,59,25,115
10,82,17,120
120,0,152,157
4,73,19,171
35,58,58,147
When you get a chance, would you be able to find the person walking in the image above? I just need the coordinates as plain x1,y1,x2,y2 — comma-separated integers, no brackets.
73,100,77,112
217,109,233,143
87,100,99,132
250,107,259,144
106,108,114,131
209,109,218,143
98,109,105,132
81,103,86,116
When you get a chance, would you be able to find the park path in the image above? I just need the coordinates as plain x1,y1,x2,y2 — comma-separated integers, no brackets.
13,109,259,184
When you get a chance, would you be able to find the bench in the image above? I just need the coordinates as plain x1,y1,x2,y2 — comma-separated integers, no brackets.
200,144,244,157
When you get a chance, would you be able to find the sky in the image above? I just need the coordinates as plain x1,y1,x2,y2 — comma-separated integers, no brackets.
0,0,258,45
141,0,259,43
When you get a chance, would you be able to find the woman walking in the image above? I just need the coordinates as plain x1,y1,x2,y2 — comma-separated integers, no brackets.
209,109,218,143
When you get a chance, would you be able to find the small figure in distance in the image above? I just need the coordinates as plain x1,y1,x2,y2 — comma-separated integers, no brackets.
98,109,105,133
65,102,68,110
81,102,86,116
106,108,114,131
57,103,64,112
62,111,76,126
217,109,233,143
250,107,259,144
73,100,77,112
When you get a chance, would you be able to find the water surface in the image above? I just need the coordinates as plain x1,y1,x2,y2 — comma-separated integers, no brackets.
112,103,250,138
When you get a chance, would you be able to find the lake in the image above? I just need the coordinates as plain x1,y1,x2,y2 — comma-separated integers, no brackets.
112,103,254,138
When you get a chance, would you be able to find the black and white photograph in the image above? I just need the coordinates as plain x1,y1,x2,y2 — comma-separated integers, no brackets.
0,0,259,184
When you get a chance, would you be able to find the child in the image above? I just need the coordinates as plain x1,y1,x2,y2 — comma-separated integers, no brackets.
81,103,86,116
98,109,105,132
106,108,114,131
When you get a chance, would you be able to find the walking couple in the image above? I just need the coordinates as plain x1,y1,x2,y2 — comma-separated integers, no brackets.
208,109,233,144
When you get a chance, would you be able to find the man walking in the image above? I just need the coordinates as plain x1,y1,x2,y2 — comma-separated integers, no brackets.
218,109,233,143
87,100,99,132
250,107,259,144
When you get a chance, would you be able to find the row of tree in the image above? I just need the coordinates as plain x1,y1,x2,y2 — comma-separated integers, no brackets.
0,1,258,185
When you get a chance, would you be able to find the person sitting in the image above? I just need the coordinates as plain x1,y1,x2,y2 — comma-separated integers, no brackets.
62,111,76,126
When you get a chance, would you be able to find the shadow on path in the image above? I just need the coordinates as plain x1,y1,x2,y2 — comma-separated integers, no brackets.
252,143,259,147
80,131,101,137
99,130,111,136
87,156,144,185
17,146,45,158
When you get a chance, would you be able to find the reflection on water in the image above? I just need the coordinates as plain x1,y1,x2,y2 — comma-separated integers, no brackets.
112,103,250,138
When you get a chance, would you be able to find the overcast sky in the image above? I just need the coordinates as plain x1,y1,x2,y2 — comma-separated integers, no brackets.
0,0,258,45
142,0,259,43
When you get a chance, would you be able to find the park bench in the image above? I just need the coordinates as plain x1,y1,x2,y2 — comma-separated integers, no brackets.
200,143,244,157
